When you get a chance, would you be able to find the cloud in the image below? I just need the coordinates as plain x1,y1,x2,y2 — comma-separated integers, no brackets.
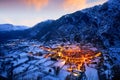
0,0,49,11
63,0,87,12
63,0,107,12
24,0,49,11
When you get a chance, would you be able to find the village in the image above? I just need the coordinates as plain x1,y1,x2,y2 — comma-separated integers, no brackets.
0,39,115,80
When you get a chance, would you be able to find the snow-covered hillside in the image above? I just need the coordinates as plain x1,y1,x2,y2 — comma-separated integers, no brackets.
27,0,120,49
0,0,120,49
0,24,28,31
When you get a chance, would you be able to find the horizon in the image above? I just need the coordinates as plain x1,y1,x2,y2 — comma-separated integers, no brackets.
0,0,107,27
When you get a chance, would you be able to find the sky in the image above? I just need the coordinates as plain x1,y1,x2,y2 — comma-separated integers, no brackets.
0,0,108,27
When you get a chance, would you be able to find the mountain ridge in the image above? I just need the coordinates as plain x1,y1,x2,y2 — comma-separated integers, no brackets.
0,0,120,48
0,24,28,31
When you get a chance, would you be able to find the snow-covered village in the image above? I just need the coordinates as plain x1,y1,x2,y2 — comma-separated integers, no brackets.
0,0,120,80
0,39,120,80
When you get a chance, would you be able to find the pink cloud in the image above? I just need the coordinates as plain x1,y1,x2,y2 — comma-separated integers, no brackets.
63,0,107,12
63,0,87,12
24,0,49,11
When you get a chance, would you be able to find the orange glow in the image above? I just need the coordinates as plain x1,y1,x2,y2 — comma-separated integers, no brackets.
94,52,101,57
25,0,49,11
63,0,87,12
40,44,102,72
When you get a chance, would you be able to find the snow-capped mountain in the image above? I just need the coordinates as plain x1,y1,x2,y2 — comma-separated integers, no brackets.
0,24,28,31
31,0,120,48
0,0,120,48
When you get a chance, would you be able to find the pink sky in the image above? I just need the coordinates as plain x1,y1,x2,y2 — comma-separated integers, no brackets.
0,0,108,27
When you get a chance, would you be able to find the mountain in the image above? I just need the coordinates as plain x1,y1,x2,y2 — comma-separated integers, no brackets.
0,21,54,42
0,0,120,48
31,0,120,48
0,24,28,31
0,24,29,42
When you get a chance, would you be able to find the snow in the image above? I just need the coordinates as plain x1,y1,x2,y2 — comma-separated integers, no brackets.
6,53,18,58
92,57,101,64
85,63,99,80
58,69,70,80
27,65,35,70
0,24,27,31
33,55,44,59
13,64,29,75
42,67,55,75
41,61,55,66
35,58,48,64
28,67,39,72
89,64,97,68
27,46,45,54
19,52,28,58
35,60,45,65
53,60,65,68
62,65,69,70
28,60,38,65
4,58,13,62
43,75,59,80
21,71,46,80
13,57,29,67
89,47,98,51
